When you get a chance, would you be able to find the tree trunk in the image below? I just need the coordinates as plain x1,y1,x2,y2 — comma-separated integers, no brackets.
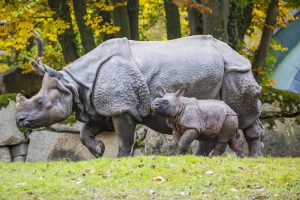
164,0,181,40
253,0,279,82
228,1,253,49
72,0,96,53
111,0,131,39
227,0,241,49
202,0,229,43
188,0,203,35
47,0,79,63
127,0,139,40
240,3,253,41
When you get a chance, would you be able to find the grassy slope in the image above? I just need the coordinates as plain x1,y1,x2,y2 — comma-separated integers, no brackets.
0,156,299,200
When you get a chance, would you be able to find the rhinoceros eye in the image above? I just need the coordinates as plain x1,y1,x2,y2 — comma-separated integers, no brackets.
37,98,43,108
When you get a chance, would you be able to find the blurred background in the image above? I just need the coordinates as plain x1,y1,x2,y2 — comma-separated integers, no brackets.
0,0,299,96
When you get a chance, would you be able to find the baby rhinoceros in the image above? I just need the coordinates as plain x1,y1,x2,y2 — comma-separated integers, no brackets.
151,87,244,157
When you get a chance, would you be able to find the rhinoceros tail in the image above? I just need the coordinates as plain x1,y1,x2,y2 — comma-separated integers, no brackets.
213,38,252,73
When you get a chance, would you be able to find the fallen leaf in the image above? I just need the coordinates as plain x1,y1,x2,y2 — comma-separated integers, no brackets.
231,188,238,192
149,189,155,195
206,170,214,175
153,176,166,182
75,178,84,184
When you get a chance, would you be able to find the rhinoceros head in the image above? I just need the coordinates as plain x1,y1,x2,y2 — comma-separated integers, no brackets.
15,61,73,128
151,87,187,117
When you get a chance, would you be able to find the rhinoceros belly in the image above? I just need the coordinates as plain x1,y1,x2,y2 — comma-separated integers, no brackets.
129,36,224,100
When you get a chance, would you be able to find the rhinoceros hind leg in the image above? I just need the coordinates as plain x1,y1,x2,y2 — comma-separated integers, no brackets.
112,113,136,157
228,133,245,158
80,122,105,158
211,142,227,156
242,119,264,157
195,139,217,156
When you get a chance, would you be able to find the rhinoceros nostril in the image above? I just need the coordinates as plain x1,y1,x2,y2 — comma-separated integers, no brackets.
16,116,26,127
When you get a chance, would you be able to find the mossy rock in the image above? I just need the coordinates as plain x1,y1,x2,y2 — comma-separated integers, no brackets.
59,113,77,125
261,86,300,117
0,93,16,109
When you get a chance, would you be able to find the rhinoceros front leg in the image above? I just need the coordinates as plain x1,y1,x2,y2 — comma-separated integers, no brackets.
195,140,217,156
243,119,264,157
112,113,136,157
80,122,105,158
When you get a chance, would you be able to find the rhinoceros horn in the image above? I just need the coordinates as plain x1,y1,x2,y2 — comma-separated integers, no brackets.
30,30,61,79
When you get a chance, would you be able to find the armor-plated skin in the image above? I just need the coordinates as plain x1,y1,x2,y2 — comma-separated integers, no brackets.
16,35,264,157
151,88,244,157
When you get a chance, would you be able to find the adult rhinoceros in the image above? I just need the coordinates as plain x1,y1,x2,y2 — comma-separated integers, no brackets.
16,35,264,157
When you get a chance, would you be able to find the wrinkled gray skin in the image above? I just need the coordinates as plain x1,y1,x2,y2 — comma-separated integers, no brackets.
16,35,264,157
151,87,244,157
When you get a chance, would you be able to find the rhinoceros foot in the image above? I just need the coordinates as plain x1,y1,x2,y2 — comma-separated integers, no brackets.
94,141,105,158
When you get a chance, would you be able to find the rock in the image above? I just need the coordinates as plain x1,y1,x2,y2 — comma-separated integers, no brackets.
13,156,26,162
96,131,118,158
261,117,300,157
50,121,83,133
0,67,42,96
26,130,118,162
144,128,177,156
0,75,5,94
133,147,144,156
0,146,12,162
261,86,300,118
26,131,95,162
10,143,29,157
0,100,27,146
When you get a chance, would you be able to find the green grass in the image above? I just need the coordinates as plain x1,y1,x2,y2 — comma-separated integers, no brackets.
0,156,299,199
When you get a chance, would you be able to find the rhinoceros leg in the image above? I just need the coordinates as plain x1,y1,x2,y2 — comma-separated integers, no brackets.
178,129,199,154
112,113,136,157
242,119,264,157
195,140,217,156
80,122,105,158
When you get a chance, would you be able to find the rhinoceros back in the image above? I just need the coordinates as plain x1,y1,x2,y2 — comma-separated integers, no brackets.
129,35,224,100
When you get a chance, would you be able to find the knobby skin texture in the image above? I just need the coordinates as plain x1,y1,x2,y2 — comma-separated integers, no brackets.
16,35,264,157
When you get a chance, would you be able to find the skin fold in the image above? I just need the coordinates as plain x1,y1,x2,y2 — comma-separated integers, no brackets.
151,87,244,157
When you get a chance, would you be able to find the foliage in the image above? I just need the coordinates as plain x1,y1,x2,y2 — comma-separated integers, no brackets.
0,0,121,73
172,0,212,13
0,93,16,109
0,0,69,72
0,156,299,199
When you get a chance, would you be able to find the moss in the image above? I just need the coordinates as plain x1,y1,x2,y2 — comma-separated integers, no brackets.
296,115,300,125
261,117,276,128
0,93,16,109
60,113,77,125
261,86,300,116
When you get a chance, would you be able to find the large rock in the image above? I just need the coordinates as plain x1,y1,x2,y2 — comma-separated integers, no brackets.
26,130,118,162
10,143,29,157
0,146,12,162
50,121,83,133
0,67,42,96
261,86,300,118
0,99,27,146
261,117,300,157
26,131,95,162
143,128,177,156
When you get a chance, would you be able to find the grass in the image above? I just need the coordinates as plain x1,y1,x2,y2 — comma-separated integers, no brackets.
0,156,299,200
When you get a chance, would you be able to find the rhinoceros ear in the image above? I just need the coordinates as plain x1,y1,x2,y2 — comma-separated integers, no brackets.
31,60,61,79
31,60,46,75
174,87,187,97
156,86,167,97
